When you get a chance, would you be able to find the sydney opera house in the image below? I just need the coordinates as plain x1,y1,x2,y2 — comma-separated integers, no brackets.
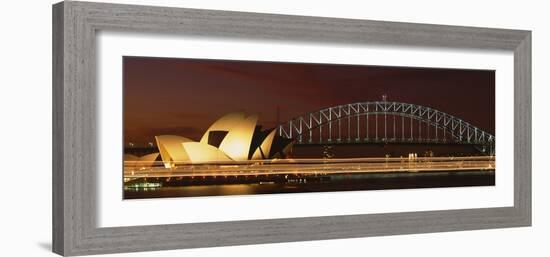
124,112,294,169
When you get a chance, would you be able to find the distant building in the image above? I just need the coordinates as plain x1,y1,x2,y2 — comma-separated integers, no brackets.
123,153,159,168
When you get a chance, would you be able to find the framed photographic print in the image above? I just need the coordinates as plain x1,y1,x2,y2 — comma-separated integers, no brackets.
53,1,531,256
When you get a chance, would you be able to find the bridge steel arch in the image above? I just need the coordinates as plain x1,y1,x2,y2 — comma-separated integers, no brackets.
276,101,495,153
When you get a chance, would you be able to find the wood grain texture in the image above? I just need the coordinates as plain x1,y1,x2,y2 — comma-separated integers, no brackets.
52,2,65,255
514,32,532,224
52,1,532,256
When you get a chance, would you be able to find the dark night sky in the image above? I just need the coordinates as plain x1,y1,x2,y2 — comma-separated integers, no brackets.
123,56,494,145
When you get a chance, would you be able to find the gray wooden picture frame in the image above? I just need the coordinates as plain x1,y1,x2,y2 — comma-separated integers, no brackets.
52,1,531,256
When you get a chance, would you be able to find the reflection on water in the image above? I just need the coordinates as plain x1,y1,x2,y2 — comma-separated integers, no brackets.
124,171,495,199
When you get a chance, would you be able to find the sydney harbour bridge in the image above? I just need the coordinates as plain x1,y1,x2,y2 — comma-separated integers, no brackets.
276,99,495,155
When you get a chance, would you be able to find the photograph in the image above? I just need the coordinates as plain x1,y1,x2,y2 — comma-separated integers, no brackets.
122,56,496,199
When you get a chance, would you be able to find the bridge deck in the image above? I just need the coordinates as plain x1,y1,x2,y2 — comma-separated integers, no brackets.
293,139,493,146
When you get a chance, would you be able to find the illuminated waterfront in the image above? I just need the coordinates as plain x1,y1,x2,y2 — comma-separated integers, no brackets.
123,156,495,198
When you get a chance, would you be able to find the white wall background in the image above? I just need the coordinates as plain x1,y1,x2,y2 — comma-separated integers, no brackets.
0,0,547,256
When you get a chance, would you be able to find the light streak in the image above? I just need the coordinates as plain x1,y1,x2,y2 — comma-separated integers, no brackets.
124,156,495,179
